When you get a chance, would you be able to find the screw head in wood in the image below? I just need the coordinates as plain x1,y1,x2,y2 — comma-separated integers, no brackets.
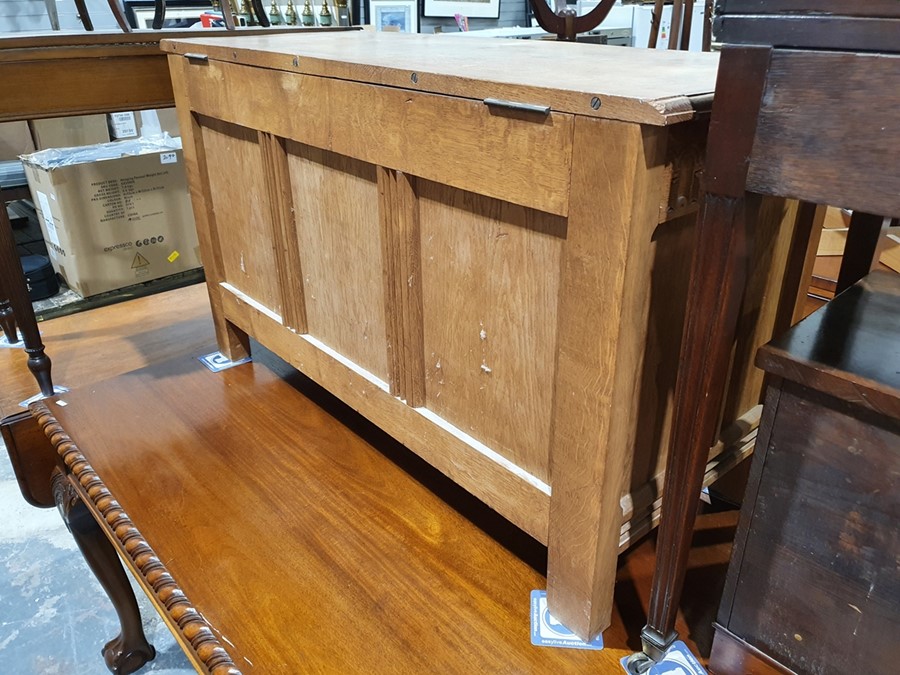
590,97,601,110
293,56,299,66
411,72,419,84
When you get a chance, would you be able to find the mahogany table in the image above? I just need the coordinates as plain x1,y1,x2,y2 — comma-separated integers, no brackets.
639,1,900,667
0,27,347,402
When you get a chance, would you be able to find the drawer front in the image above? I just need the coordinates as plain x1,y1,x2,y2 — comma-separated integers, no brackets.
180,57,574,217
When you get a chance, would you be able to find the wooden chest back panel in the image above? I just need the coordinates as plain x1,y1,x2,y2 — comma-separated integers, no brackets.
166,37,799,639
287,143,390,383
181,58,574,217
200,118,284,317
418,181,566,483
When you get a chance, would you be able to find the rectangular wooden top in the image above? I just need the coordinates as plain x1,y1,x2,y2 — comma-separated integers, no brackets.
34,348,643,673
161,32,720,125
0,27,351,123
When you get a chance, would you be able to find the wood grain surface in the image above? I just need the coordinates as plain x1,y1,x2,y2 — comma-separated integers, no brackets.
162,32,719,125
546,118,668,639
29,341,733,673
747,50,900,218
218,289,554,542
261,132,307,333
288,143,389,382
169,58,250,362
201,118,284,318
418,180,566,483
0,284,213,419
31,353,629,673
180,58,575,216
379,169,426,406
1,278,739,671
720,380,900,674
757,271,900,419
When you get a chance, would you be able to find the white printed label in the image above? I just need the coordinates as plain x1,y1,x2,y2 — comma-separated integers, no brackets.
109,111,138,139
36,191,60,247
160,152,177,165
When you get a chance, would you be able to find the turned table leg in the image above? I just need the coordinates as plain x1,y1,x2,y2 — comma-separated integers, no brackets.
633,46,775,668
52,471,156,675
0,196,53,396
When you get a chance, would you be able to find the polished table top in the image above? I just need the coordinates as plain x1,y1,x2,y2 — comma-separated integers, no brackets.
34,345,641,672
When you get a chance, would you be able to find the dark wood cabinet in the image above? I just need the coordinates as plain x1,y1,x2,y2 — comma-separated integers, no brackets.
711,271,900,674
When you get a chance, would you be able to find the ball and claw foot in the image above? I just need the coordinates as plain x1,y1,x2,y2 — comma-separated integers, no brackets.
103,634,156,675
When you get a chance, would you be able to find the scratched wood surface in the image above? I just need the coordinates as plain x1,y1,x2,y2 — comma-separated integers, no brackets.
747,50,900,219
161,32,719,126
419,180,566,483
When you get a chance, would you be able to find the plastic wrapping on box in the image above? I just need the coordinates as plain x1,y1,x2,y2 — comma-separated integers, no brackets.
0,160,27,187
20,135,182,171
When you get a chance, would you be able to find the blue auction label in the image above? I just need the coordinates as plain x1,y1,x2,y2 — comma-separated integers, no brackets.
199,351,252,373
620,641,708,675
529,590,605,651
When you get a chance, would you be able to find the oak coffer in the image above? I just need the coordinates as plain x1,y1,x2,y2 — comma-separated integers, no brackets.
163,32,797,640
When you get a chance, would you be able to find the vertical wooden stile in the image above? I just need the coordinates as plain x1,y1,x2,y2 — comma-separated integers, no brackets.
546,117,669,641
168,54,249,361
259,131,307,333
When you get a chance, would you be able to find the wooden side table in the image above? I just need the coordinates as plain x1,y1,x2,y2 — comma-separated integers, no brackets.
0,27,348,403
639,1,900,664
711,270,900,674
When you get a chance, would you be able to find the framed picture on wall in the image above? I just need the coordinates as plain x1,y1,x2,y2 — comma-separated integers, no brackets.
368,0,420,32
423,0,499,19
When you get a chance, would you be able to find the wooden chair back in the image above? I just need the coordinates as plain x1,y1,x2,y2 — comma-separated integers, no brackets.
647,0,713,51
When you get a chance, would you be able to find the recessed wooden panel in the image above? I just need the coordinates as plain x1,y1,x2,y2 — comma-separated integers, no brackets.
200,118,283,316
419,181,566,483
287,142,389,382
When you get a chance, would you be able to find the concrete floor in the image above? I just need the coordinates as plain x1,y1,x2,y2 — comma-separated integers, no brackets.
0,436,195,675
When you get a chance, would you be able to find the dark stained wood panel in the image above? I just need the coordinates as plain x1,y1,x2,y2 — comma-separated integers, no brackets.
757,271,900,419
716,0,900,17
725,383,900,674
714,16,900,53
747,50,900,218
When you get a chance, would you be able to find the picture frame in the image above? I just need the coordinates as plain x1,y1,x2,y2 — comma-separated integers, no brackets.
368,0,419,32
423,0,499,19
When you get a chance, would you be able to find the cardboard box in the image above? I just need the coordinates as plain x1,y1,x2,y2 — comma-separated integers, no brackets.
0,121,35,160
21,138,200,298
107,108,181,140
29,115,111,150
